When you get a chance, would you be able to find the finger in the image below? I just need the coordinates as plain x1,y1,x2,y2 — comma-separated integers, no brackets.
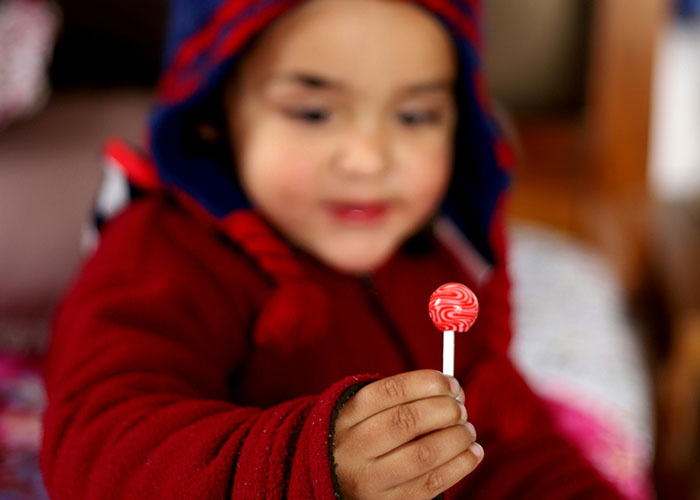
372,422,477,489
384,442,484,500
338,370,461,429
345,395,467,458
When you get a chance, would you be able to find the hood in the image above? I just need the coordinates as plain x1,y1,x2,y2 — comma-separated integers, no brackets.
148,0,512,266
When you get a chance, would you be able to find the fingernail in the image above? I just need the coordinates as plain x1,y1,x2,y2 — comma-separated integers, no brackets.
457,388,465,405
464,421,476,440
457,399,467,421
448,376,460,396
469,442,484,459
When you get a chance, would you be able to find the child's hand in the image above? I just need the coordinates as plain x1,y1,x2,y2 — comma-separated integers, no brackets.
333,370,483,500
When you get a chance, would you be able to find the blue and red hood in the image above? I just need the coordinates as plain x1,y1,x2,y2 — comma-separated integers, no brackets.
146,0,513,267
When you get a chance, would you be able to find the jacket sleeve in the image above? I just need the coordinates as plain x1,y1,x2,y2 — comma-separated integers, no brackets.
40,205,375,500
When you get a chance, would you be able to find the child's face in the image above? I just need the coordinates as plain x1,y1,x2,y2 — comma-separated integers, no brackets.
225,0,458,273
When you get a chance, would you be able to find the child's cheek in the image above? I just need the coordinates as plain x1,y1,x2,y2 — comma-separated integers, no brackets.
399,139,452,177
246,140,320,203
401,146,453,215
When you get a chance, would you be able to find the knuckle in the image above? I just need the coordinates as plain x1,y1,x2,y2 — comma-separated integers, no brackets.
415,443,434,467
381,375,408,400
425,469,443,493
393,403,418,433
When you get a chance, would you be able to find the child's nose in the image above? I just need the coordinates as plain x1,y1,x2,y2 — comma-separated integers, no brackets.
334,126,390,177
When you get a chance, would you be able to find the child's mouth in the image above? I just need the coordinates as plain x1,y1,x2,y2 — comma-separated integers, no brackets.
326,202,389,223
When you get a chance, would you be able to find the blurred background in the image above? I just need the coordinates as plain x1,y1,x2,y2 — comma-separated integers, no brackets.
0,0,698,498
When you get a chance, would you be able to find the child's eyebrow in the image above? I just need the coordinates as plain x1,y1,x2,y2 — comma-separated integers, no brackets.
265,72,454,95
403,80,454,95
265,72,343,91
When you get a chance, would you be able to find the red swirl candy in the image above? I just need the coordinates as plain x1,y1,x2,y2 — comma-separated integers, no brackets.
428,282,479,332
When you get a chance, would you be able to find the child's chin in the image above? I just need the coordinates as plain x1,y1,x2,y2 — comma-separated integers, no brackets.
317,247,394,275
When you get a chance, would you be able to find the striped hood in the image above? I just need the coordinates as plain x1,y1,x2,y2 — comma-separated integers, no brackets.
148,0,512,267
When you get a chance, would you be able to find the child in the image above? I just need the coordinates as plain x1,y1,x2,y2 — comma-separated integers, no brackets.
40,0,624,498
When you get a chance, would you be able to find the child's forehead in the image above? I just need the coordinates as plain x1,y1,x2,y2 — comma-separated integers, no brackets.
280,0,454,53
234,0,458,94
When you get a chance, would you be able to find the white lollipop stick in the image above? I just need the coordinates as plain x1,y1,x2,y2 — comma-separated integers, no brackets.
443,330,455,376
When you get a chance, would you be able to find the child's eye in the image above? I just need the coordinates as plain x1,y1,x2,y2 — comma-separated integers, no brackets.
284,108,331,123
398,111,441,126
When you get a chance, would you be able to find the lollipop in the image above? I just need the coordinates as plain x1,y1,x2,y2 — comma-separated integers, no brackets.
428,282,479,376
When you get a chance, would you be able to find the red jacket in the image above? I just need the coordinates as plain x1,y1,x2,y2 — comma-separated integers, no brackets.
40,192,622,499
